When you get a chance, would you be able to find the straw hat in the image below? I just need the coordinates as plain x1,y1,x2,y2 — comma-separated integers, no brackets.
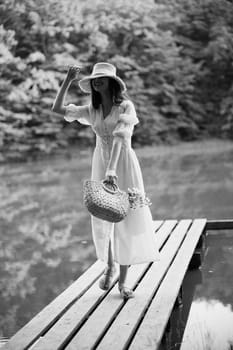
79,62,126,93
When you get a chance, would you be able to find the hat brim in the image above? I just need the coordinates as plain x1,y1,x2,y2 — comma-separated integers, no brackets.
78,74,126,93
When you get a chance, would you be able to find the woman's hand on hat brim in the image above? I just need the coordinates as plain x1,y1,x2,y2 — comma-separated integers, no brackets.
67,65,81,81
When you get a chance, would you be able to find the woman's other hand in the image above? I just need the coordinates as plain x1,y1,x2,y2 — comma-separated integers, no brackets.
105,175,118,186
104,169,118,189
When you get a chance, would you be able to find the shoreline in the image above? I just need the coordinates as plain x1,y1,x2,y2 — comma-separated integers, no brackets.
1,138,233,166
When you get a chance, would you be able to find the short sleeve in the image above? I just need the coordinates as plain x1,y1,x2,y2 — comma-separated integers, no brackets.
118,100,139,125
113,100,139,139
64,104,92,125
113,121,135,139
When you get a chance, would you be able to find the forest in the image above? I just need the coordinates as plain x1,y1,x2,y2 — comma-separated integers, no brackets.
1,0,233,162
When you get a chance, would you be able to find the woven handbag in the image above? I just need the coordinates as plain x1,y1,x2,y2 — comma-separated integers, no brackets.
83,180,130,223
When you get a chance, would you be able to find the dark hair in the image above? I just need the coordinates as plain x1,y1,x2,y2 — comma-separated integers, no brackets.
90,78,126,109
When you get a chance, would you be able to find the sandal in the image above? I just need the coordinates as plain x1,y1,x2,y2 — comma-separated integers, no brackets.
99,265,116,290
118,284,135,300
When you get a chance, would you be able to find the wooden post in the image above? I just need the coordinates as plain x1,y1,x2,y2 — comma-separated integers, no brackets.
206,219,233,230
196,233,206,249
175,286,183,308
188,230,207,270
188,251,202,270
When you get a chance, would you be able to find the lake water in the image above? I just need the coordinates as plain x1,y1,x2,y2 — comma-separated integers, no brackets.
0,140,233,348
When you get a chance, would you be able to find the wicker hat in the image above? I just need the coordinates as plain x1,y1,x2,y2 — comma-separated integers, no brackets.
79,62,126,93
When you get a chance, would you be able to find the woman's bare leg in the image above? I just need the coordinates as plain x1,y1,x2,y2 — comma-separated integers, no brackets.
119,265,128,285
118,265,134,299
107,239,114,268
99,240,116,290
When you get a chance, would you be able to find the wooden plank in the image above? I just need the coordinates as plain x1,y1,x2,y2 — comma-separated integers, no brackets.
33,258,163,350
29,220,177,350
1,220,161,350
206,219,233,230
156,220,178,249
29,270,120,350
65,220,178,350
91,220,192,350
1,220,169,350
1,260,106,350
128,219,207,350
153,220,164,232
65,264,148,350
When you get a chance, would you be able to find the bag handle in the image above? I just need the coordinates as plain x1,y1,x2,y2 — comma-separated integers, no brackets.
102,180,119,194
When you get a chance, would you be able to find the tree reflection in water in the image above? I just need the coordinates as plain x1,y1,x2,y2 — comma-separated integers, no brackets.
0,148,96,337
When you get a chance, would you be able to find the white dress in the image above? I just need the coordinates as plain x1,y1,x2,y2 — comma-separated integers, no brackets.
64,100,160,265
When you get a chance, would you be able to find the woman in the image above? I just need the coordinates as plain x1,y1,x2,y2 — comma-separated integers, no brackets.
52,62,159,299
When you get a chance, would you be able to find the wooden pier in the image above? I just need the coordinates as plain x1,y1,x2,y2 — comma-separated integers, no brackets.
2,218,233,350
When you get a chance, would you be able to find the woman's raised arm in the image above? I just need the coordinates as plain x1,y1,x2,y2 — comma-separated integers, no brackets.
52,66,81,115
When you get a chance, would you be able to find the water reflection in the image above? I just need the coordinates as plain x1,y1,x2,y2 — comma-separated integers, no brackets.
181,231,233,350
0,149,97,337
181,299,233,350
0,141,233,340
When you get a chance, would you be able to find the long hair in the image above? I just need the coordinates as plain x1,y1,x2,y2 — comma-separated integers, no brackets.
90,78,127,109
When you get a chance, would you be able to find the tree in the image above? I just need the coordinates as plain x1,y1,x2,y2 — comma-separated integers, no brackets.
1,0,233,162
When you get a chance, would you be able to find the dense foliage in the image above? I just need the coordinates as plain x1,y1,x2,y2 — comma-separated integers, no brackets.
1,0,233,162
